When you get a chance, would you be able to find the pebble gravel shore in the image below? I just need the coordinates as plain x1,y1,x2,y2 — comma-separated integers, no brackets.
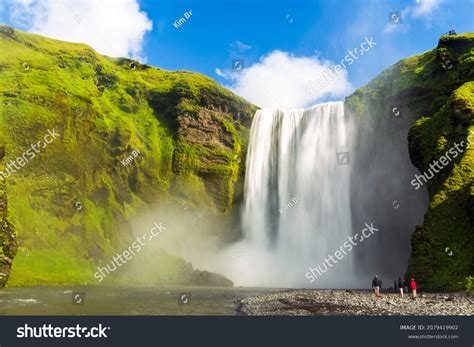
238,289,474,316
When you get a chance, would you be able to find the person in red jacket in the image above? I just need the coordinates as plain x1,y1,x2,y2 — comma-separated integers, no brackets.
410,278,417,299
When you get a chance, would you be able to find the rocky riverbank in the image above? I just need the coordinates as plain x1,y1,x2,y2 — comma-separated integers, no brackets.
238,289,474,316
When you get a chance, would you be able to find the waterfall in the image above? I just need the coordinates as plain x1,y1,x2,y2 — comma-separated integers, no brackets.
229,101,355,288
203,100,427,289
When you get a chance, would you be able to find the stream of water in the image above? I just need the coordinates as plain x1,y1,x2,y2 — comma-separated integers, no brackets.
0,286,274,315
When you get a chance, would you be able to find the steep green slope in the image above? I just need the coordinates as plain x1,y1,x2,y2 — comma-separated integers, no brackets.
346,33,474,290
0,25,256,286
0,147,17,288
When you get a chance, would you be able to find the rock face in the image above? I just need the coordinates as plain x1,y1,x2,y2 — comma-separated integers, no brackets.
346,33,474,290
0,147,18,288
0,25,255,286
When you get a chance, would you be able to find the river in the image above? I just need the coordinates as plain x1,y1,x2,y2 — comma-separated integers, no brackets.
0,286,275,315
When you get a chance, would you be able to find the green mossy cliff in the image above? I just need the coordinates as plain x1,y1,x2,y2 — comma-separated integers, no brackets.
346,33,474,291
0,146,18,288
0,26,256,286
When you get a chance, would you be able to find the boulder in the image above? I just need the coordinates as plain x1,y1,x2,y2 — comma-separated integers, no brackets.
190,269,233,287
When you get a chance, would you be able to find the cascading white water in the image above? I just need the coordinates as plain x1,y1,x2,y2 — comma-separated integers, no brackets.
229,101,356,288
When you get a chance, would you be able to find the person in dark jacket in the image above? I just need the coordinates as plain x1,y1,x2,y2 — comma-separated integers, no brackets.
398,277,404,297
372,275,382,297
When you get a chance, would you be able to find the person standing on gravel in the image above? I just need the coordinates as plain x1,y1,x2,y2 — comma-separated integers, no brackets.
410,278,417,299
398,277,404,296
372,275,382,297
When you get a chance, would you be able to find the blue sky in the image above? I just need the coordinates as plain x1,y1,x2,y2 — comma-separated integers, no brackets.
141,0,473,87
2,0,474,107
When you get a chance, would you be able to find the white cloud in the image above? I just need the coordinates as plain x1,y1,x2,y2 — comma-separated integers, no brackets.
7,0,152,60
384,0,445,33
215,68,231,79
412,0,444,18
216,51,352,109
230,40,252,52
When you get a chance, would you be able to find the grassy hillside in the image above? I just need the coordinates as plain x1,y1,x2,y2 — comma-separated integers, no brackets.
346,33,474,290
0,25,256,286
0,147,17,288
